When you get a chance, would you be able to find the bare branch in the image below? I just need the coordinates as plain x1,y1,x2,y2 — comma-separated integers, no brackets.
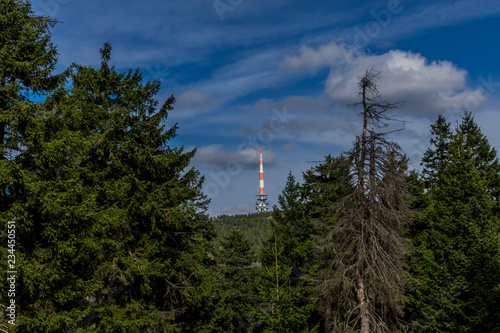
316,68,410,332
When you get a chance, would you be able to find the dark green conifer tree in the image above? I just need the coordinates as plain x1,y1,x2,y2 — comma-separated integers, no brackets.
7,44,212,332
218,230,256,331
301,154,354,332
457,112,500,214
421,114,452,188
0,1,59,329
0,0,59,219
261,171,311,270
302,155,352,221
256,171,319,332
185,230,256,332
408,113,500,332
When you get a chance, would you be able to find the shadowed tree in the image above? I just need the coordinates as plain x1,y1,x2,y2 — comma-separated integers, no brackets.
300,154,353,332
458,112,500,215
0,0,59,222
257,171,320,332
421,114,452,190
185,230,256,332
407,113,500,332
0,2,59,327
261,171,312,272
0,0,59,157
316,69,410,333
217,230,255,331
302,154,353,222
6,44,213,332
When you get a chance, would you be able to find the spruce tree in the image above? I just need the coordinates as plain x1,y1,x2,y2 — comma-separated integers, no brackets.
261,171,311,270
302,154,352,221
421,112,500,212
301,155,354,332
218,230,255,331
0,0,59,222
0,2,59,329
8,44,212,332
458,112,500,214
256,171,319,332
421,114,452,188
185,230,256,332
255,234,318,333
408,114,500,332
0,0,58,155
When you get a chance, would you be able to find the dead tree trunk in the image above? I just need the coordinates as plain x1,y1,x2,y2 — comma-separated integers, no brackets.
357,249,370,333
316,69,410,333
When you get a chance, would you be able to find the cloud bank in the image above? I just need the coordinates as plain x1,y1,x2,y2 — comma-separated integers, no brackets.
193,144,277,170
280,42,486,118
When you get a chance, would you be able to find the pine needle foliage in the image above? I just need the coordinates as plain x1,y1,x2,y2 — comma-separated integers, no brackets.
0,0,59,216
3,44,213,332
408,113,500,332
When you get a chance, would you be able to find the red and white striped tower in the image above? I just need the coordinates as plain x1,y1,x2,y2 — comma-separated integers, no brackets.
259,147,265,194
256,147,269,212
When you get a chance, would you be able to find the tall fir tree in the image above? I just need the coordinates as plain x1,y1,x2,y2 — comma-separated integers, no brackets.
0,0,58,154
185,230,256,332
421,112,500,213
261,171,312,270
408,113,500,332
301,155,353,332
218,230,256,331
302,155,352,221
0,1,59,329
4,44,213,332
0,0,59,223
257,171,319,333
421,114,452,189
457,112,500,214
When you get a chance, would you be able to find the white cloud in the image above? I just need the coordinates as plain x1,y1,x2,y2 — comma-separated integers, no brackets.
326,50,467,102
282,142,298,151
170,91,222,120
244,95,332,113
280,42,351,74
280,43,487,118
193,144,277,170
176,91,210,106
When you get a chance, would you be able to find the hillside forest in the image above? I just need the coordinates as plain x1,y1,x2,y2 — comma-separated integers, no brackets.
1,1,500,332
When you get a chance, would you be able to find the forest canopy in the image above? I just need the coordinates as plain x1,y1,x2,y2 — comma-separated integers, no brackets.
0,1,499,332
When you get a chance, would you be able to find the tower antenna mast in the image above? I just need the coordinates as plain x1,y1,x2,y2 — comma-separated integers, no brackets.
256,147,269,213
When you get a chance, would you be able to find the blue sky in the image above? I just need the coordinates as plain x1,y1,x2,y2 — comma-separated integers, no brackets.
31,0,500,216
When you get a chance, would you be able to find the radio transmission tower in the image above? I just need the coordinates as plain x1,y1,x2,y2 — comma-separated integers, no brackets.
256,147,269,213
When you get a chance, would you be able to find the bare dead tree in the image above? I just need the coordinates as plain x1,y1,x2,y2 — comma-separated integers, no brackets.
316,69,410,333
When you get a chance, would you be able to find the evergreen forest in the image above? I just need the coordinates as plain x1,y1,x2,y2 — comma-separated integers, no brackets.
1,1,499,332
